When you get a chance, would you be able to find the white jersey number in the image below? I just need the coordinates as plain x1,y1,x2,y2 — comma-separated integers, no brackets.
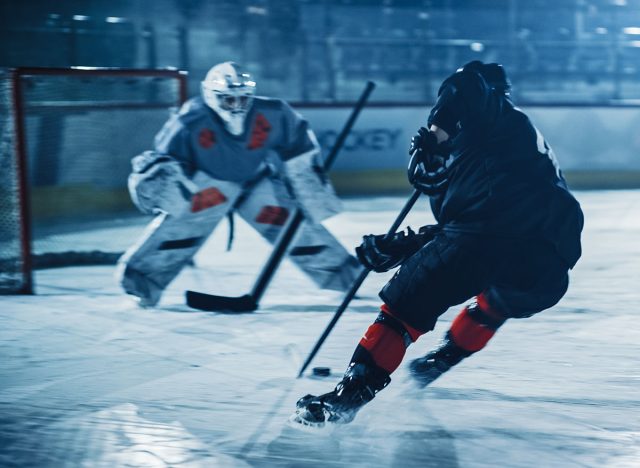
535,127,561,178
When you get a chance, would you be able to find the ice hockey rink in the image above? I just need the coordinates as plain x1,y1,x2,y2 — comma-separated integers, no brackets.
1,190,639,468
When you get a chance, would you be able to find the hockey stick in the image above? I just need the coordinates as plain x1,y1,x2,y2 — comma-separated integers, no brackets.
186,81,376,312
297,189,422,378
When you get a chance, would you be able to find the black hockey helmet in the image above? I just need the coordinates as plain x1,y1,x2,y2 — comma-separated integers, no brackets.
459,61,511,95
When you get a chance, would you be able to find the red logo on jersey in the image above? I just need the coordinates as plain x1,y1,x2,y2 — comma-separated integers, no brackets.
248,113,271,150
255,205,289,225
191,187,227,212
199,128,216,149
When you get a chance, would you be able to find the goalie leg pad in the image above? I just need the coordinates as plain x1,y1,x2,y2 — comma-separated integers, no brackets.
282,146,342,224
118,177,243,305
289,224,362,291
237,176,361,292
120,264,165,308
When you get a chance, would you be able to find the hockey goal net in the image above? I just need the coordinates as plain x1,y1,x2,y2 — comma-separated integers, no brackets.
0,67,187,294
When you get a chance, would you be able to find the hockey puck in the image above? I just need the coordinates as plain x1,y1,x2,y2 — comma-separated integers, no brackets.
312,367,331,377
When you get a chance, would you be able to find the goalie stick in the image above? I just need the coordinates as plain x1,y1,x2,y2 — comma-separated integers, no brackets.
186,81,376,312
297,189,422,378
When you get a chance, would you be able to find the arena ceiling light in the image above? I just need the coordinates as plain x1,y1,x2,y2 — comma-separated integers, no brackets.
246,6,267,15
623,27,640,35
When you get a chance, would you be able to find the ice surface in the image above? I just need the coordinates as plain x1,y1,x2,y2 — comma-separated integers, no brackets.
1,192,639,467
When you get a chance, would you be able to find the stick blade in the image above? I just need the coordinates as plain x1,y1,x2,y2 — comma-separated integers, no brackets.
185,291,258,312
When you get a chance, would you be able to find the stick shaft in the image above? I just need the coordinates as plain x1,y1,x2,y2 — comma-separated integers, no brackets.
297,189,421,377
185,81,376,311
249,81,375,304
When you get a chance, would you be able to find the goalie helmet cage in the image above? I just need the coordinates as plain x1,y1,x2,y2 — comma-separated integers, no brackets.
0,67,188,294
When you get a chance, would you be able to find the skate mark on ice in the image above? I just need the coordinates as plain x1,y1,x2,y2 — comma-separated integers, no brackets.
390,429,459,468
427,387,639,407
235,343,306,459
236,379,296,460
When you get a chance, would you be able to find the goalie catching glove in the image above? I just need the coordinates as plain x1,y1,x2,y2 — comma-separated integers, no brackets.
355,225,440,273
128,151,198,217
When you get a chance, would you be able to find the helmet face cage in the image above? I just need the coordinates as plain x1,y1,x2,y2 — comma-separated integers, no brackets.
216,89,254,113
201,62,256,135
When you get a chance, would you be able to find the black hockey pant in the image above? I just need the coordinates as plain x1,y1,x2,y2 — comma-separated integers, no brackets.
379,231,570,333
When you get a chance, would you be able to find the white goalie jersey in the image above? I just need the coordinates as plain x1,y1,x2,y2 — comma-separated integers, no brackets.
133,95,341,221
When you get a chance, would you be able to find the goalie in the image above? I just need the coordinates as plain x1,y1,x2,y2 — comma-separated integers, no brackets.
117,62,360,307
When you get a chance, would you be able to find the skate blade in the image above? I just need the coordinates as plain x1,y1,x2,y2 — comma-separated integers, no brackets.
287,411,334,433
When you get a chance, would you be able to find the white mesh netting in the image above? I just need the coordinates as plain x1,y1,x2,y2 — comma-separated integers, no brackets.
1,68,186,293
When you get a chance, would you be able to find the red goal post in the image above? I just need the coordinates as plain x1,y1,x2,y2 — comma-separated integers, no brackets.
0,67,188,294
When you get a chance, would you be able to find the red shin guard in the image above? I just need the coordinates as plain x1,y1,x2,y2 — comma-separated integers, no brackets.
380,304,423,342
358,306,424,373
449,298,503,353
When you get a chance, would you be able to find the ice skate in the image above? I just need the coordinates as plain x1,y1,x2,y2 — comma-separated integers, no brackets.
289,363,390,429
409,331,472,387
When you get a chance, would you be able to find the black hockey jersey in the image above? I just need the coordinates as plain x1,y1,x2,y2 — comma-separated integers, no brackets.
427,69,584,268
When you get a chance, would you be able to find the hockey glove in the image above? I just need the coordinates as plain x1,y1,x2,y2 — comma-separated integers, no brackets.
355,225,440,273
409,127,439,159
408,128,452,195
128,151,197,217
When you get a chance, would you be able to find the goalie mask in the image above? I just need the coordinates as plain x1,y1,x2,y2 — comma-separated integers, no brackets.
201,62,256,136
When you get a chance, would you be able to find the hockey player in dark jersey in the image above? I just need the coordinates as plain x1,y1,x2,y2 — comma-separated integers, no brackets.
117,62,361,307
291,61,584,428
